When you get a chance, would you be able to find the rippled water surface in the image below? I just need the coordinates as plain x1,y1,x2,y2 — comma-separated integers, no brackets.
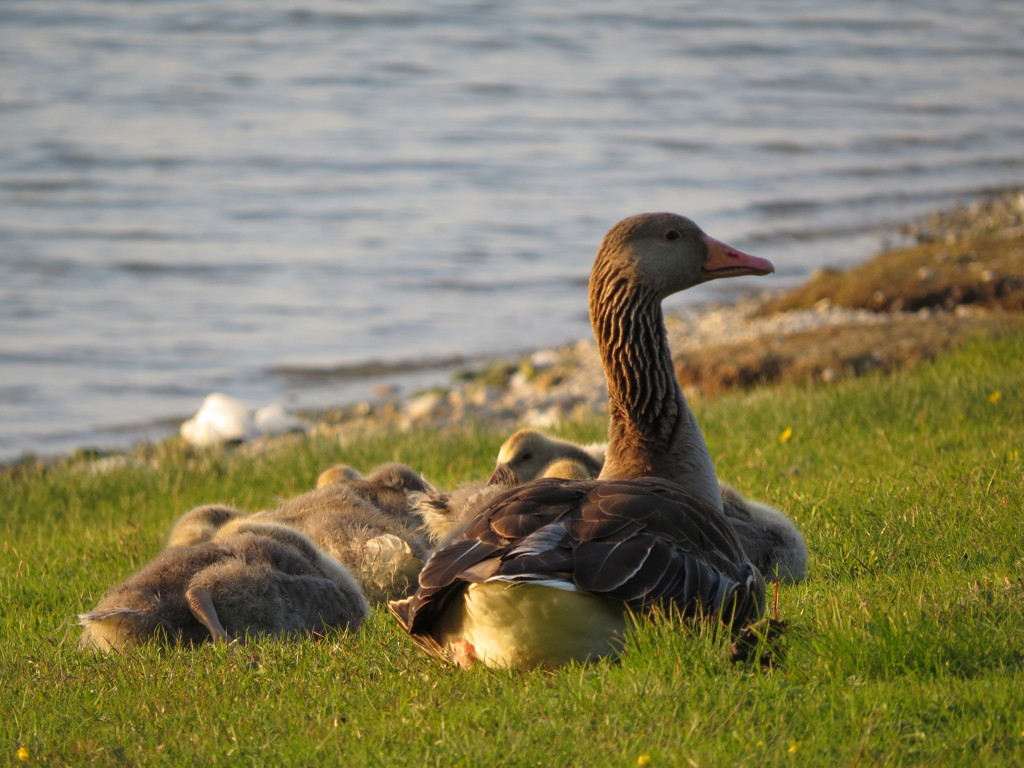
2,1,1022,460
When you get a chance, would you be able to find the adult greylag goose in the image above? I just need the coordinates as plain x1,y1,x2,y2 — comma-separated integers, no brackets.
490,430,807,582
78,521,368,652
390,212,774,669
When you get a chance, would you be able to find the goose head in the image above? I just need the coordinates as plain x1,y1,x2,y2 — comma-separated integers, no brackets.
590,213,772,305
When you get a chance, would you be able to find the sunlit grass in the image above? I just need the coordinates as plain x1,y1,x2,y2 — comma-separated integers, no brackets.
2,333,1022,766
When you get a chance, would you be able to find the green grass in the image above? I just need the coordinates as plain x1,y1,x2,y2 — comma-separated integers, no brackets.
3,333,1022,766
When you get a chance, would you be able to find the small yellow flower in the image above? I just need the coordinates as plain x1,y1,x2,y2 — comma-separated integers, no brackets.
788,742,800,754
779,427,793,444
637,755,651,766
988,390,1002,404
17,746,30,762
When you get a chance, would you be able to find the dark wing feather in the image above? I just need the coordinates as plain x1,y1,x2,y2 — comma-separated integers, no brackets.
491,549,574,582
417,538,503,588
608,535,676,602
573,538,655,593
483,479,587,541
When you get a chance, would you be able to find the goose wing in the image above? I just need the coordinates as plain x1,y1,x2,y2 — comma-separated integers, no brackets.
390,477,764,653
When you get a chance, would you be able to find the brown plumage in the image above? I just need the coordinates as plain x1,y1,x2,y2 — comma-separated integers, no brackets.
78,521,368,653
488,430,808,583
390,213,775,669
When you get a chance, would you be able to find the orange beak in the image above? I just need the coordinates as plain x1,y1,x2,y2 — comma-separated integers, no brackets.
701,235,774,279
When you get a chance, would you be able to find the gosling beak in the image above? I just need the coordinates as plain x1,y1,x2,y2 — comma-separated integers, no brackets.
487,463,517,487
701,235,774,279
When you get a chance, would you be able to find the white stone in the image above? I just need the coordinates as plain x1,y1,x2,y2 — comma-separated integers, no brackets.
180,393,259,447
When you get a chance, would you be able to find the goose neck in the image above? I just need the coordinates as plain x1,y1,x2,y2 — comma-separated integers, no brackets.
590,284,721,510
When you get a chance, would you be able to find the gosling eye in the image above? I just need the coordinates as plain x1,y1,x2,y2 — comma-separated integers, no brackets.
520,451,533,462
664,229,681,241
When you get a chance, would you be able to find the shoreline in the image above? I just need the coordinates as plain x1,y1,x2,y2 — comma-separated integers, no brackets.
303,189,1024,442
7,190,1023,471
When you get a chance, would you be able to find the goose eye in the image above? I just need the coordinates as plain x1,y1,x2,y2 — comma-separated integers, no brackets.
664,230,681,241
520,451,532,462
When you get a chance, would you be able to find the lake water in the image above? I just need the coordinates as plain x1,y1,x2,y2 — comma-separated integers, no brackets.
2,0,1023,461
